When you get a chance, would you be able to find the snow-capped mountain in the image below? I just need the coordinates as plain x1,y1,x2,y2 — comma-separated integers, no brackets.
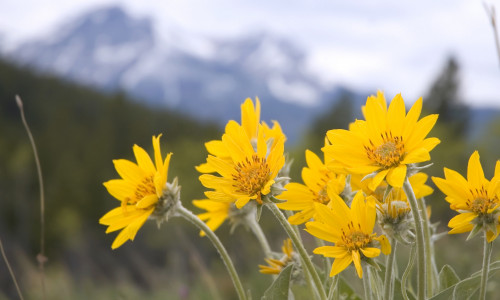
8,5,348,141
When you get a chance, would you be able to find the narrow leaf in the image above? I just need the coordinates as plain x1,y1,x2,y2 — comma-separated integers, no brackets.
438,265,460,291
262,264,293,300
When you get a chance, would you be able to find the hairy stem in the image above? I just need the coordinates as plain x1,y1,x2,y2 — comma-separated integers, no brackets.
479,237,493,300
246,212,272,257
363,264,373,300
267,202,327,300
383,239,397,300
417,196,438,297
177,205,247,300
402,177,426,300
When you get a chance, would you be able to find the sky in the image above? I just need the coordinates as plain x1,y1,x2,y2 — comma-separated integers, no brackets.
1,0,499,107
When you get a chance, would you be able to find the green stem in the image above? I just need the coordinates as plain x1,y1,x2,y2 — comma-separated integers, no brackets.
363,265,373,300
417,196,438,297
284,211,318,298
327,275,338,300
401,246,416,300
383,239,397,300
479,236,493,300
315,237,332,284
402,177,426,300
246,213,272,257
267,202,327,300
176,205,247,300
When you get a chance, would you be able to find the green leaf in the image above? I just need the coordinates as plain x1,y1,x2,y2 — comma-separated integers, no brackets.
438,265,460,291
429,260,500,300
262,264,293,300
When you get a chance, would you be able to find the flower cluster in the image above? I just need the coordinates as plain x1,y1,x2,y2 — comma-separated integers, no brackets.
97,91,499,300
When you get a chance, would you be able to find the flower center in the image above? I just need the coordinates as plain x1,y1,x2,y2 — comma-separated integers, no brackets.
467,186,498,215
315,186,330,204
365,132,405,168
133,175,156,203
343,230,371,251
233,155,271,197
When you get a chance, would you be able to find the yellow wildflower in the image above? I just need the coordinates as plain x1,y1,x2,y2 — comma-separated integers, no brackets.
259,239,295,275
192,198,232,236
100,135,172,249
199,121,285,208
324,91,440,190
277,149,346,224
196,98,285,173
306,192,391,278
432,151,500,242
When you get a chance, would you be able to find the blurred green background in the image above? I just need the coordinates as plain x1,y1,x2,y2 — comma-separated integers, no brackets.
0,56,499,299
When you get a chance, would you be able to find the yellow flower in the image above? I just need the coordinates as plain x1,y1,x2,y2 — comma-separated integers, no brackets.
324,91,440,190
306,192,391,278
277,149,346,224
192,198,232,236
100,135,172,249
259,239,295,275
200,120,285,208
432,151,500,242
196,98,285,173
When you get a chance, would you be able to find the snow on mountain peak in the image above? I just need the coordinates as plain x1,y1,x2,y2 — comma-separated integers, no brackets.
7,5,343,142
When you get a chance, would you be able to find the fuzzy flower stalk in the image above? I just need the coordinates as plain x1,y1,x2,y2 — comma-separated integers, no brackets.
433,151,500,300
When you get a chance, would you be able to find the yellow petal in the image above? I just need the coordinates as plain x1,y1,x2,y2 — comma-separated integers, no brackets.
352,250,363,278
287,208,315,225
136,194,158,208
314,246,347,258
305,221,340,243
448,222,474,235
467,151,485,188
205,140,229,157
113,159,146,184
152,135,163,172
403,97,422,136
386,165,407,188
376,235,392,255
329,254,352,277
305,149,325,171
448,212,476,228
207,155,234,178
401,148,431,164
387,94,405,137
360,247,381,258
235,197,251,209
405,114,438,148
110,208,153,249
369,169,389,191
241,98,260,139
133,145,155,173
103,179,135,202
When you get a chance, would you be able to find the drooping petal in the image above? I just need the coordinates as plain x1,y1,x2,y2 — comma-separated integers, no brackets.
386,164,407,188
329,254,353,277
